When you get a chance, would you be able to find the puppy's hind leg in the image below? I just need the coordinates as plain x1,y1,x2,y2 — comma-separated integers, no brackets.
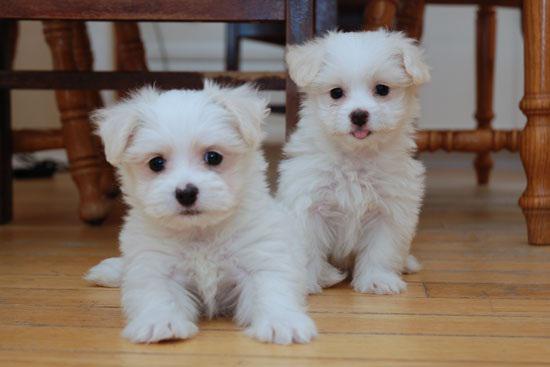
301,212,345,292
403,254,422,274
319,260,347,288
84,257,124,287
303,245,346,293
351,216,411,295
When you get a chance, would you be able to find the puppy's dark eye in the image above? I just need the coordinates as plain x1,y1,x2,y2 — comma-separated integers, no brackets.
375,84,390,96
204,151,223,166
148,156,166,172
330,87,344,100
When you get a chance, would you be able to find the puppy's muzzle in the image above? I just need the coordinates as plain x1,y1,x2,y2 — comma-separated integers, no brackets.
175,184,199,207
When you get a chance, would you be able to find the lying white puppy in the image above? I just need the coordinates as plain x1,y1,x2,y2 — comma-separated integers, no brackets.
278,30,429,294
86,81,316,344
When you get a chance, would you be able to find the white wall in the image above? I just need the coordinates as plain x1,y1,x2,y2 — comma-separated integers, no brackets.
12,5,525,133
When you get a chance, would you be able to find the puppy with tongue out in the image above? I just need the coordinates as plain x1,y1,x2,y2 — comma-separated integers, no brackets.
278,30,430,295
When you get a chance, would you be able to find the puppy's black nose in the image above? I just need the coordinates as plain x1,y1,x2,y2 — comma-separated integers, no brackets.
350,110,369,127
175,184,199,207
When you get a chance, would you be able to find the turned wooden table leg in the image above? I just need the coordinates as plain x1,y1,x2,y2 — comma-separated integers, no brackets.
114,22,148,72
114,22,148,101
363,0,398,31
0,20,16,224
396,0,425,39
474,5,496,186
519,0,550,245
43,21,111,225
71,22,118,199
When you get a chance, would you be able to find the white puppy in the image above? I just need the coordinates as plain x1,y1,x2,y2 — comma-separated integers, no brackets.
85,81,316,344
278,30,429,294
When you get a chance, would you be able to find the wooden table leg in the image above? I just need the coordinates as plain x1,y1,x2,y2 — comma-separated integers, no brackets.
519,0,550,245
72,22,119,199
474,5,496,186
285,0,315,137
0,20,16,224
114,22,148,73
363,0,398,31
114,22,148,99
396,0,425,39
43,21,111,225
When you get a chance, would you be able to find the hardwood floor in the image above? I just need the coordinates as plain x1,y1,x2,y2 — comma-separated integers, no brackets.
1,152,550,366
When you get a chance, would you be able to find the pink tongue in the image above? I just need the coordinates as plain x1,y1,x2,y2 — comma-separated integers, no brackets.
352,130,369,139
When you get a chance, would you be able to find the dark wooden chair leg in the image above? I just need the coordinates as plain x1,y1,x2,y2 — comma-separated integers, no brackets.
473,5,496,186
114,22,148,101
285,0,315,137
71,22,119,198
519,0,550,245
43,21,111,225
114,22,148,73
395,0,425,39
363,0,398,31
0,20,16,224
225,24,240,71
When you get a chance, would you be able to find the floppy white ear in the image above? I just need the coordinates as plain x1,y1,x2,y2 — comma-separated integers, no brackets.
92,87,159,165
398,36,431,86
285,38,325,88
204,80,269,148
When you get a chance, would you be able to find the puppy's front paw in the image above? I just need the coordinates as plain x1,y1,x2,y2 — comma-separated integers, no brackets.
123,315,198,343
352,270,407,294
246,312,317,345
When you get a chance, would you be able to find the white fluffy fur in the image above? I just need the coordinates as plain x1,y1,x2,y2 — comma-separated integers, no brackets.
85,81,316,344
279,30,429,294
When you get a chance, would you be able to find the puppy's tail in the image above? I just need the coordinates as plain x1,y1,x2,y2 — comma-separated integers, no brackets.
84,257,124,288
403,254,422,274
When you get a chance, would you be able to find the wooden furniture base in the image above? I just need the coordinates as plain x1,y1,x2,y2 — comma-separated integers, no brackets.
474,5,496,185
71,22,118,199
518,0,550,245
43,21,112,224
416,129,520,153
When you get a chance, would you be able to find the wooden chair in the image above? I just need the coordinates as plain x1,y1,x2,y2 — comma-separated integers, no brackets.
364,0,549,245
0,0,325,225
